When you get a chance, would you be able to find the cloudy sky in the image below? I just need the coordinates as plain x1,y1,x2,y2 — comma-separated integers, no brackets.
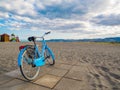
0,0,120,40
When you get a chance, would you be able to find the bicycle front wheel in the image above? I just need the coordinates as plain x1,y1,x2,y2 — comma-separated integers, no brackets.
20,47,40,80
44,49,55,65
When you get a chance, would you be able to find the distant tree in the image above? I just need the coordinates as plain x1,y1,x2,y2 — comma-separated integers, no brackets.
10,38,16,41
11,33,15,36
10,33,16,42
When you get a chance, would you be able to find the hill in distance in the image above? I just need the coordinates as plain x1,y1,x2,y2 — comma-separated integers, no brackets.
46,37,120,42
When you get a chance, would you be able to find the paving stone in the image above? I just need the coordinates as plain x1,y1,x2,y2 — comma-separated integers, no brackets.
65,70,84,81
54,78,89,90
71,64,88,72
0,74,14,85
54,64,72,70
34,74,61,88
5,69,24,80
0,79,50,90
41,65,53,72
66,64,89,81
5,67,52,81
48,68,68,77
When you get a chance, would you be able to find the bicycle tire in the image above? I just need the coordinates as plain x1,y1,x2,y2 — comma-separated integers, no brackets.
44,49,55,65
19,46,40,80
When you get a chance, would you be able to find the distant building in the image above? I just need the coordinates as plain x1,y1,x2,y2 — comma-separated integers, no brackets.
0,33,20,42
1,33,10,42
16,36,20,42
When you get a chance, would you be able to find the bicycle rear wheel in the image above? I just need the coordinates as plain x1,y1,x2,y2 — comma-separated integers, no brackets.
20,46,40,80
44,49,55,65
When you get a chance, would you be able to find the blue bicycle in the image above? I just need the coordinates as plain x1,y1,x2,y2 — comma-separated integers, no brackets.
18,32,55,80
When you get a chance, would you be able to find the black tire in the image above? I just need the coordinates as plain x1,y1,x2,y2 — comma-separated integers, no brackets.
20,46,40,80
44,49,55,65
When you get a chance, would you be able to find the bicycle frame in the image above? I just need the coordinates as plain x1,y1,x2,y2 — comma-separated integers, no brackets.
18,31,55,80
18,36,55,67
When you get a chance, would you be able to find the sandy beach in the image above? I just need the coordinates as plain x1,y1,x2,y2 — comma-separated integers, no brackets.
0,42,120,89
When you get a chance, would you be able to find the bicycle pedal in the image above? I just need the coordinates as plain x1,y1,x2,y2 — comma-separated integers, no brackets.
47,56,50,58
32,64,36,67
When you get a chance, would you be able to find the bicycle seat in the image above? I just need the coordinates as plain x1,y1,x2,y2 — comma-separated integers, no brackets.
28,36,36,42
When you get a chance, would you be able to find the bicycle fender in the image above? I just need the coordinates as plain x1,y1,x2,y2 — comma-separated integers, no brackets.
46,46,55,60
18,47,27,66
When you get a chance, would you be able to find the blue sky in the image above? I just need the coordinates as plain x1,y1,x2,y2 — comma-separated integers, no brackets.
0,0,120,40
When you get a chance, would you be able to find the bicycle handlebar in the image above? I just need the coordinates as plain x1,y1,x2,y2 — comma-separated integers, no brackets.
28,31,51,42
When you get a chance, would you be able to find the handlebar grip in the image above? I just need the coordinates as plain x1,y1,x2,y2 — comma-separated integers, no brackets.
28,36,36,42
45,31,51,35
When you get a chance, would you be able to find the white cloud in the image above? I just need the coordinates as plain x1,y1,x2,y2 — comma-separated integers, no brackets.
0,0,120,39
0,12,9,18
0,0,37,18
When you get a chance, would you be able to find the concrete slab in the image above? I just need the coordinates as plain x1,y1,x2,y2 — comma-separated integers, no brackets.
54,78,89,90
0,79,50,90
64,64,89,80
5,69,20,77
71,64,88,72
48,68,68,77
0,74,14,85
4,66,52,81
5,69,24,80
34,74,61,88
41,65,53,72
65,70,84,81
54,64,72,70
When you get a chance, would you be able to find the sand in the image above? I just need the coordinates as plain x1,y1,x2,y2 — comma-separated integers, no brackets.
0,42,120,89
